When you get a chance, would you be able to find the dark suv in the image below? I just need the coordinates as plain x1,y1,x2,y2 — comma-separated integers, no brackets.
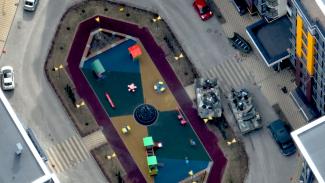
267,120,296,156
231,0,248,16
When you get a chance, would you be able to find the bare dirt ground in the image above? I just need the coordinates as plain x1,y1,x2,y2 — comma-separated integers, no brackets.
91,144,126,183
45,0,247,182
207,120,248,183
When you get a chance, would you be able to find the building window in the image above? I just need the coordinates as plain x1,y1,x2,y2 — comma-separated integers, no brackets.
302,34,307,45
302,45,307,56
321,82,323,90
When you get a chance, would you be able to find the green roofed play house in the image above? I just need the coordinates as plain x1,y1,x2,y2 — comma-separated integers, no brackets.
91,59,105,78
147,155,158,176
143,136,154,147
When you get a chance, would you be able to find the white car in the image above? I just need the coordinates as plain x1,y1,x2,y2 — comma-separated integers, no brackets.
24,0,38,11
1,66,15,90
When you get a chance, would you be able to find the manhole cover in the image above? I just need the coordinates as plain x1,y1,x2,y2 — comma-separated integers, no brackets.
133,104,158,126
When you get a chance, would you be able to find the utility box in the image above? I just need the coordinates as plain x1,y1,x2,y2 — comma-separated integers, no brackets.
16,142,23,157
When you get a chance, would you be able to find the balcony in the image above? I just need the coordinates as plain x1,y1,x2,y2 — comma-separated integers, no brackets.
266,0,278,8
265,8,278,19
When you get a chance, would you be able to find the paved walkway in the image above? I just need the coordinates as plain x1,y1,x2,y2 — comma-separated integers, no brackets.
45,135,90,173
82,130,107,151
0,0,19,55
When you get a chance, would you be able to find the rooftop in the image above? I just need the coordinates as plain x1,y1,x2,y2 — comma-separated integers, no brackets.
246,16,291,67
291,115,325,183
296,0,325,32
0,90,58,183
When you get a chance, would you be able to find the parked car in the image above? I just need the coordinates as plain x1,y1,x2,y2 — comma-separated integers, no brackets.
1,66,15,91
24,0,38,11
228,32,252,54
230,0,248,16
193,0,213,21
267,120,296,156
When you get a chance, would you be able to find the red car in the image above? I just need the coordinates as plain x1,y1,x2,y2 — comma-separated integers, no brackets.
193,0,213,21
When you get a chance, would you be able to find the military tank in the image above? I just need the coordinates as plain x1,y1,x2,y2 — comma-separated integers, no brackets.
195,78,222,120
228,89,262,134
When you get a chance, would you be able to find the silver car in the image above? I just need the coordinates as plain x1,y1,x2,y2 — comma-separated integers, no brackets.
24,0,38,11
1,66,15,90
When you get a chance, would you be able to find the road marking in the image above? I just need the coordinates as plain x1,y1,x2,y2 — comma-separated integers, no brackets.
68,137,85,162
45,135,91,173
55,143,71,169
51,146,69,172
225,60,243,87
46,148,64,173
72,135,90,160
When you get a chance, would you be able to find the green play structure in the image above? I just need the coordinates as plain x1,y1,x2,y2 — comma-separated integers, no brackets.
143,136,158,176
91,59,105,78
147,156,158,176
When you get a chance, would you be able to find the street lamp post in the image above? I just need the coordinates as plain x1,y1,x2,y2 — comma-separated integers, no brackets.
75,100,85,108
106,152,116,160
52,64,64,79
226,138,237,146
152,15,162,22
174,53,184,60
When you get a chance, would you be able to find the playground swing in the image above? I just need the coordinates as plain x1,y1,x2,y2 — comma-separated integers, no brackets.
177,108,187,126
121,125,131,134
154,81,167,93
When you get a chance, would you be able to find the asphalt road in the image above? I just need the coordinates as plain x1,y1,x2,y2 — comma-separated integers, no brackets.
221,84,298,183
111,0,235,74
243,85,298,183
0,0,106,182
1,0,298,182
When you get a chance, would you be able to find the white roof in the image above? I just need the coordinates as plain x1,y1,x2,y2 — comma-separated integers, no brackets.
291,116,325,183
0,89,59,183
316,0,325,17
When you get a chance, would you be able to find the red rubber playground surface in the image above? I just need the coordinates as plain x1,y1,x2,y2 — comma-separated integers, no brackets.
66,15,226,183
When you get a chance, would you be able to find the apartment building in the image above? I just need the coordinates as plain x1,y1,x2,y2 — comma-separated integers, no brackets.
289,0,325,116
0,89,59,183
245,0,287,21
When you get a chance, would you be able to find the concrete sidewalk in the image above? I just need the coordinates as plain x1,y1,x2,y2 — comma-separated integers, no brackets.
0,0,19,55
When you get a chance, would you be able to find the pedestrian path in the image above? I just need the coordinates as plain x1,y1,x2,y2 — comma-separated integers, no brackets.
82,130,107,151
202,53,254,93
0,0,19,55
184,83,195,101
45,135,90,173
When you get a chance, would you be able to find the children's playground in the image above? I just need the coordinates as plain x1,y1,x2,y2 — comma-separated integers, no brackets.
67,16,226,183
